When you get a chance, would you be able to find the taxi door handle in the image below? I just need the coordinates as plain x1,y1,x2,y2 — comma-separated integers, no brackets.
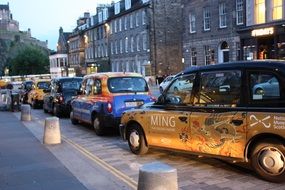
231,119,243,126
179,116,187,123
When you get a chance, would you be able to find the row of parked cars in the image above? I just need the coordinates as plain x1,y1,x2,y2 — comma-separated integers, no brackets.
18,60,285,183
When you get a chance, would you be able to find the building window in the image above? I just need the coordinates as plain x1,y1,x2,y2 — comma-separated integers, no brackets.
114,20,117,33
191,48,197,66
219,3,227,28
131,36,134,52
136,35,140,51
120,39,123,54
119,18,122,31
115,40,118,54
136,12,140,27
142,10,146,25
236,0,244,25
125,37,128,53
124,15,128,30
142,34,147,50
130,14,133,28
189,13,196,33
203,7,210,31
204,45,211,65
255,0,265,24
125,0,131,10
273,0,283,20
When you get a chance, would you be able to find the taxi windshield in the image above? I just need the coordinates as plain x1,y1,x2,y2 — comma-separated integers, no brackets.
37,81,50,89
61,80,81,90
108,77,148,93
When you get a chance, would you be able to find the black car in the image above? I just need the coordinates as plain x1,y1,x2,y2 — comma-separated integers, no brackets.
20,80,33,104
43,77,82,117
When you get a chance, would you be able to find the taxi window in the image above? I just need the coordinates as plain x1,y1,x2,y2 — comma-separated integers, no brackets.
108,77,148,93
250,73,280,100
37,82,50,90
85,78,94,95
195,70,241,107
164,74,195,105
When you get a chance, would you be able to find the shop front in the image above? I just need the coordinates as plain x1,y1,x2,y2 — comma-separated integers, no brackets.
238,22,285,61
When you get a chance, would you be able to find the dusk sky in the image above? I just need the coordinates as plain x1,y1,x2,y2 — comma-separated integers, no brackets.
0,0,114,50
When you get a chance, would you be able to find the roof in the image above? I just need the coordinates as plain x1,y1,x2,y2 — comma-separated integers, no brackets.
181,60,285,76
0,4,9,10
84,72,143,79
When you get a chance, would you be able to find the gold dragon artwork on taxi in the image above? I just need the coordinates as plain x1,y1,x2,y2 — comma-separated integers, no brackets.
179,112,245,155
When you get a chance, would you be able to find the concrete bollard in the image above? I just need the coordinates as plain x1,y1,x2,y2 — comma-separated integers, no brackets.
138,162,178,190
21,104,31,121
43,117,61,145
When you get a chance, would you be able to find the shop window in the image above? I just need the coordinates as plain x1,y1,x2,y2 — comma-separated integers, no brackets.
195,70,241,107
204,45,211,65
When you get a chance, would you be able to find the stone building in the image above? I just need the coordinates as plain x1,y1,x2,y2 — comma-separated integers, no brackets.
238,0,285,60
182,0,243,68
108,0,184,77
0,3,19,32
84,4,111,74
68,13,90,76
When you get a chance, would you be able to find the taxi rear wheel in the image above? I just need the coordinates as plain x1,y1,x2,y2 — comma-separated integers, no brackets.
31,100,37,109
93,115,104,136
251,139,285,183
53,105,60,117
70,111,78,125
127,124,148,155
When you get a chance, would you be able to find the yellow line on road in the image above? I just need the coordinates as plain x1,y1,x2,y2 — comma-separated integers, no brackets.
36,118,137,189
62,135,137,189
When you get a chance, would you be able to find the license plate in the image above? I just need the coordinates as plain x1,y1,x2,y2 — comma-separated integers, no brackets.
125,101,143,107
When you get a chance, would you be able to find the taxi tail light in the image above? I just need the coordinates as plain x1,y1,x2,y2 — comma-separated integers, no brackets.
107,102,112,113
148,92,157,101
57,95,64,103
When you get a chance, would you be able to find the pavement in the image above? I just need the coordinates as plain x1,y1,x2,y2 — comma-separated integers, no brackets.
0,104,87,189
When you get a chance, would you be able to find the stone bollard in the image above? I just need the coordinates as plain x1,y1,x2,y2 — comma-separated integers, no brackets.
138,162,178,190
21,104,31,121
43,117,61,145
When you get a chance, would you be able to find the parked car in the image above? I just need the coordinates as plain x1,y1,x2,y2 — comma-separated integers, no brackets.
252,76,280,99
27,79,50,108
70,72,156,135
20,80,33,104
159,75,175,93
120,60,285,183
43,77,82,117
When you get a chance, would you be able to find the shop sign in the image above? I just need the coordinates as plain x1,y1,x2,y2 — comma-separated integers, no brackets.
251,27,274,37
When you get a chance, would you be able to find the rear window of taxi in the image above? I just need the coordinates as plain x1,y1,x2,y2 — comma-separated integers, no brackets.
108,77,149,93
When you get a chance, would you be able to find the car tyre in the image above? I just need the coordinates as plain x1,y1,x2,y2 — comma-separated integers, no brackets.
127,124,148,155
70,110,78,125
159,86,163,94
93,115,104,136
43,105,48,113
31,100,37,109
53,104,60,117
251,139,285,183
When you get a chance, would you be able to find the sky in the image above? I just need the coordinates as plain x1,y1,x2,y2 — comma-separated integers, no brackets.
0,0,114,50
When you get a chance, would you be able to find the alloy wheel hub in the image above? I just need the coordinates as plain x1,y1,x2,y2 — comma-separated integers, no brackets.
259,147,285,175
130,131,140,148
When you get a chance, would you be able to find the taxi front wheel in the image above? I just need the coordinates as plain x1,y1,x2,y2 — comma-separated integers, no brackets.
70,111,78,125
127,124,148,155
251,139,285,183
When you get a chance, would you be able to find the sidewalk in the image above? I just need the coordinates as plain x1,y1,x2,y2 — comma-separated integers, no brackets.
0,111,87,190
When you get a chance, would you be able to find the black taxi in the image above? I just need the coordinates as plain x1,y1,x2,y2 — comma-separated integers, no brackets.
120,60,285,182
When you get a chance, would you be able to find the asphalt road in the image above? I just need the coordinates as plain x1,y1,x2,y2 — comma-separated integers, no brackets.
15,109,285,190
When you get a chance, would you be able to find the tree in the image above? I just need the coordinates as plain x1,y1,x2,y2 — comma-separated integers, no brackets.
9,46,49,75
